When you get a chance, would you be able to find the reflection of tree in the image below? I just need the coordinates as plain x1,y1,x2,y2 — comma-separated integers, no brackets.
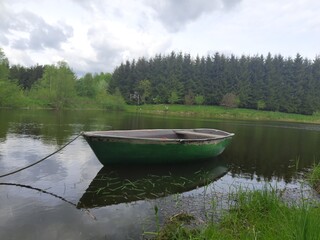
2,109,319,183
223,124,320,182
0,110,10,142
0,182,96,220
1,109,114,147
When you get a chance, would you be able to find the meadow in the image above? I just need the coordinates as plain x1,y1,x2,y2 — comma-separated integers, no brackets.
127,104,320,124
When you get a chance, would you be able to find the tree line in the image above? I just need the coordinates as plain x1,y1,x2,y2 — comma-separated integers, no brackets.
2,47,320,115
0,48,125,110
110,52,320,115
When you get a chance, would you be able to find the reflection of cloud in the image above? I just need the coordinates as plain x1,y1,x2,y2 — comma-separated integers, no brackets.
0,135,99,192
0,135,64,180
0,187,154,239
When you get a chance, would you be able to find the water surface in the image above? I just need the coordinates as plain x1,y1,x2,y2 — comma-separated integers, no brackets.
0,109,319,239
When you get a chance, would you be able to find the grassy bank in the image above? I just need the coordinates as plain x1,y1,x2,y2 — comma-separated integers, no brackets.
5,101,320,124
127,104,320,124
153,189,320,240
150,165,320,240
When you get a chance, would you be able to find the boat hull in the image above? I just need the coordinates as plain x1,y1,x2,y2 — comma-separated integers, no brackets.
84,137,231,165
83,129,234,165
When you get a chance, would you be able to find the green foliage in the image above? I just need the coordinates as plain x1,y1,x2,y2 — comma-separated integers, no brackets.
0,49,27,108
9,64,44,90
184,89,195,105
96,89,126,111
76,73,97,98
111,52,320,115
257,100,266,110
3,45,320,115
28,86,52,107
0,80,26,108
168,91,181,104
137,79,151,103
220,93,239,108
32,61,77,109
152,95,163,104
0,48,126,110
0,48,9,81
76,72,111,98
194,95,205,105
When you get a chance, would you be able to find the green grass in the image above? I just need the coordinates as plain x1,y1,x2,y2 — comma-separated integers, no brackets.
152,162,320,240
215,190,320,240
127,104,320,124
153,189,320,240
308,163,320,194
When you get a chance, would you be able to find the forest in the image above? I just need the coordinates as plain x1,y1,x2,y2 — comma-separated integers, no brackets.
1,48,320,115
110,51,320,115
0,49,125,110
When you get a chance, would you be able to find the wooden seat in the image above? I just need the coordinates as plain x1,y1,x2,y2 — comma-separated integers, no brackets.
174,130,218,139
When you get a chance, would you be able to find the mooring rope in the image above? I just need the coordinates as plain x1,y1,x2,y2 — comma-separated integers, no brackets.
0,182,96,220
0,132,83,178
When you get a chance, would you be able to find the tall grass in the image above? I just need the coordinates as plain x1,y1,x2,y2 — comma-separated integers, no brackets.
153,188,320,240
307,163,320,194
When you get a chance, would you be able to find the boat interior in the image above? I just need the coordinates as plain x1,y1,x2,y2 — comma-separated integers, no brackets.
91,129,230,140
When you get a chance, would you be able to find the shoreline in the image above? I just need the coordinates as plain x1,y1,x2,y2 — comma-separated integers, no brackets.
3,104,320,124
150,167,320,239
127,104,320,124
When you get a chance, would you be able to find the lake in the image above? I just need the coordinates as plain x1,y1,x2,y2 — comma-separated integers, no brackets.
0,109,320,239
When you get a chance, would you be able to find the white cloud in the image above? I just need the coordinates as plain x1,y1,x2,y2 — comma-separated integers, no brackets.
1,0,320,75
146,0,242,32
170,0,320,58
1,7,73,50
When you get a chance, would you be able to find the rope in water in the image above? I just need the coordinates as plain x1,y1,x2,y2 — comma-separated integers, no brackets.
0,182,97,220
0,132,83,178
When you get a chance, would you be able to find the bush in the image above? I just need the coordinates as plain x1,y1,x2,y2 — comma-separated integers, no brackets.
257,100,266,110
220,93,239,108
96,90,126,111
195,95,205,105
0,80,26,108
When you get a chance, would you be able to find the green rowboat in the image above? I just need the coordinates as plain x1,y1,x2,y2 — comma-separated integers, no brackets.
82,128,234,165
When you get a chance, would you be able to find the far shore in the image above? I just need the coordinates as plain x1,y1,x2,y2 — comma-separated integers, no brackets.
126,104,320,124
2,104,320,124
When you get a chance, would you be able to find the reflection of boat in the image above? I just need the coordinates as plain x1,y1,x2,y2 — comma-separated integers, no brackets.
77,160,228,208
82,128,234,165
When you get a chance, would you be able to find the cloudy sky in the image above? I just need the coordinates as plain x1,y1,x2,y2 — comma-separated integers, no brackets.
1,0,320,75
